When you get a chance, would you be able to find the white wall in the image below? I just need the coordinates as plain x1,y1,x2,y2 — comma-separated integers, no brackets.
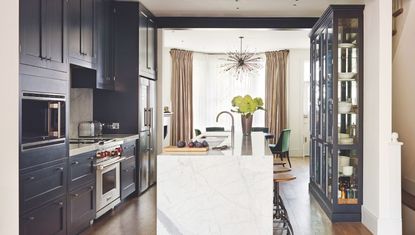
392,0,415,233
393,0,415,194
363,0,402,234
0,1,19,234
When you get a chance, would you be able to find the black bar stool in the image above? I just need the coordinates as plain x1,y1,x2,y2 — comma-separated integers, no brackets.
273,173,295,235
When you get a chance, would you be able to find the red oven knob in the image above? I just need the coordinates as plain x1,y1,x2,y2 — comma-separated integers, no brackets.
105,151,110,157
96,152,101,158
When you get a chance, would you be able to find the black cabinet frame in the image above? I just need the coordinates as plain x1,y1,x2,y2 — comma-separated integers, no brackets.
309,5,364,222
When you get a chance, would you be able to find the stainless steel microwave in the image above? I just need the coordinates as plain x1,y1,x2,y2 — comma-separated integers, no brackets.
21,92,66,150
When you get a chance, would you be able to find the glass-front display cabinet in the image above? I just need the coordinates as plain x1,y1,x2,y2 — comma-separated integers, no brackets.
309,5,364,222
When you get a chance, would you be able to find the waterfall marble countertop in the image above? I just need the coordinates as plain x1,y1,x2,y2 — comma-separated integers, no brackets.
157,132,274,235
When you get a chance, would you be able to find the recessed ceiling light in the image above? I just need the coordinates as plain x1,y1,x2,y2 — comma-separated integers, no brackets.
293,3,297,6
236,7,239,10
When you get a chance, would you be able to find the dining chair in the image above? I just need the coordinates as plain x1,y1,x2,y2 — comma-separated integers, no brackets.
195,129,202,136
206,127,225,132
269,129,292,168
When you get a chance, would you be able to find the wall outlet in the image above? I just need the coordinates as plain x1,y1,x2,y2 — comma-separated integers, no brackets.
112,123,120,130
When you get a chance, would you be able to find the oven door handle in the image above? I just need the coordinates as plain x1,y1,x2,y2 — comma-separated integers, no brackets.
95,157,125,170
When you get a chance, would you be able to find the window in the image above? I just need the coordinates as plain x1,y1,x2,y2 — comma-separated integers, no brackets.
193,53,266,132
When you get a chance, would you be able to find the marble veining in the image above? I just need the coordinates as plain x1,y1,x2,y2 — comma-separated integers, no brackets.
157,132,273,235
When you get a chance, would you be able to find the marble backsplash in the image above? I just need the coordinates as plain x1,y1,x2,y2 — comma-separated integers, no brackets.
70,88,93,138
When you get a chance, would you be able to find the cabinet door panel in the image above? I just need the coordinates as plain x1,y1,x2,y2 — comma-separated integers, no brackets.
68,0,81,57
147,18,156,76
21,161,67,213
20,0,47,68
20,197,66,235
45,0,67,72
69,152,95,191
81,0,95,60
138,11,148,76
121,156,136,200
96,0,114,90
68,182,95,235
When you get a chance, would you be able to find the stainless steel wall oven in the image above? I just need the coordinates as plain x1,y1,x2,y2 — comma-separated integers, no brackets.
21,92,66,150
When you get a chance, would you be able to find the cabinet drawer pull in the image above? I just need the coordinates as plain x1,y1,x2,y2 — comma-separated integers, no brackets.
73,193,79,197
72,161,79,165
57,167,64,171
27,176,35,181
123,169,129,172
28,216,35,221
58,201,64,206
90,186,94,190
88,157,94,160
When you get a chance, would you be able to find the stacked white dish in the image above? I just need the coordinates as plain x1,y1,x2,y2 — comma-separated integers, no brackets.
338,72,356,81
338,156,353,176
338,43,356,48
339,132,354,144
338,102,352,114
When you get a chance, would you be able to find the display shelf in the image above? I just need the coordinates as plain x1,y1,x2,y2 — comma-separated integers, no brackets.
309,5,364,222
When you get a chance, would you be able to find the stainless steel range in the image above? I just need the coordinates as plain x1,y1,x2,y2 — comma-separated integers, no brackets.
94,140,125,218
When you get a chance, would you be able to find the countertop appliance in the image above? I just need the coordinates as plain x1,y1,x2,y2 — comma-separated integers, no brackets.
94,140,125,218
138,76,157,193
78,121,103,137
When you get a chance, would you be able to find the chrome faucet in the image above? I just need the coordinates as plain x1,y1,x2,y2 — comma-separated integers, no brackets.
216,111,234,147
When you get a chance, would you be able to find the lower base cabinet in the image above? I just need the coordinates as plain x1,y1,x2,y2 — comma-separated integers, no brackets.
20,196,66,235
121,155,137,200
68,181,96,235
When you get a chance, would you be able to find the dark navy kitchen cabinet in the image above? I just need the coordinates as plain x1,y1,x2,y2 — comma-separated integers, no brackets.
20,196,66,235
96,0,115,90
68,0,97,68
20,0,67,73
67,181,96,235
20,160,67,214
121,140,137,200
69,151,96,191
138,7,157,79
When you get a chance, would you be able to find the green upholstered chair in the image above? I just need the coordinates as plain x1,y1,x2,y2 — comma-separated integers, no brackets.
195,129,202,137
269,129,292,168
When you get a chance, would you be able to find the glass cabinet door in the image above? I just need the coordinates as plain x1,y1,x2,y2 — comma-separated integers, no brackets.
314,34,321,139
326,22,334,144
336,16,360,205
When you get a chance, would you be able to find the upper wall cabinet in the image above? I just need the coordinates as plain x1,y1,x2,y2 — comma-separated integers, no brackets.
96,0,115,90
20,0,67,73
68,0,97,68
138,7,156,80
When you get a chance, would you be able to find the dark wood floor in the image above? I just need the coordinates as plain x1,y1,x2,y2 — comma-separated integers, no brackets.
82,186,156,235
82,158,371,235
276,158,372,235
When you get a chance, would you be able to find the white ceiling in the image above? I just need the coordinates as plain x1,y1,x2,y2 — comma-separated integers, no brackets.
140,0,362,17
163,29,310,53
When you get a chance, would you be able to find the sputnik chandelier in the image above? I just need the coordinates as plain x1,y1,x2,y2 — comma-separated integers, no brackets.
221,36,262,80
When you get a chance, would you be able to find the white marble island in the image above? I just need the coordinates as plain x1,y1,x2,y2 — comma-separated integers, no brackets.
157,132,273,235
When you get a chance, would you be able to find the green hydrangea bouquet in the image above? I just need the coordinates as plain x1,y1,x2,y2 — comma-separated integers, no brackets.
231,95,264,117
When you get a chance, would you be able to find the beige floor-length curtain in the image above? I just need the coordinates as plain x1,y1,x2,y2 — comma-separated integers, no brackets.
170,49,194,145
265,50,289,142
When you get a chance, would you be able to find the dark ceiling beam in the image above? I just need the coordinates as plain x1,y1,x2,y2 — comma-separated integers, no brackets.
156,17,318,29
